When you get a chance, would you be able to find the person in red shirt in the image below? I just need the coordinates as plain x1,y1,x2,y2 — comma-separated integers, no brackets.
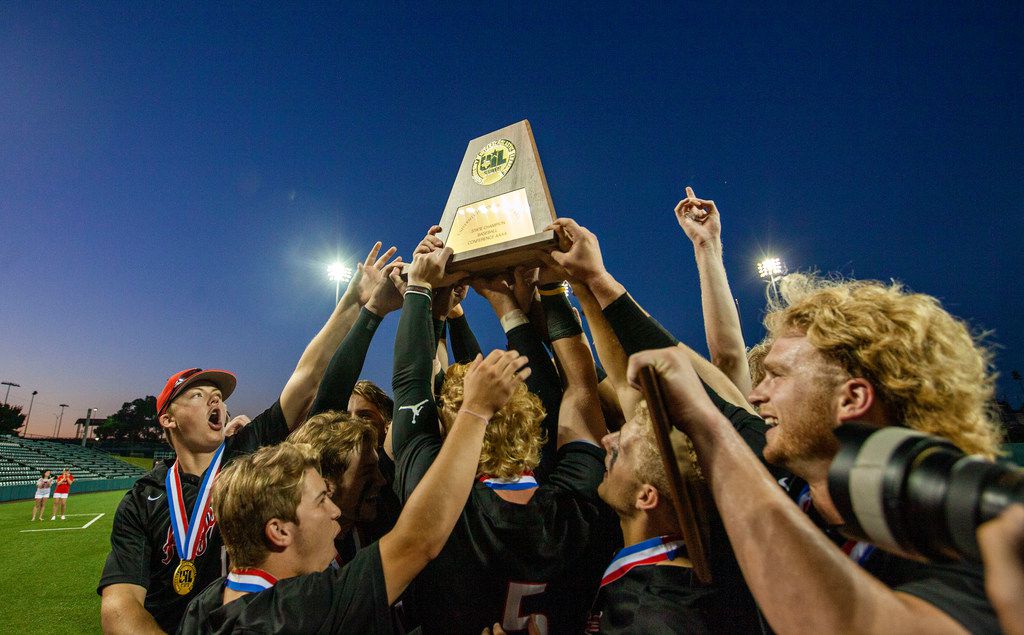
50,468,74,520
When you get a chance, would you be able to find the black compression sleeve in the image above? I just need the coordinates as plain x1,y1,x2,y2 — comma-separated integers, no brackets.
540,288,583,341
392,293,440,455
308,308,383,417
506,322,562,481
602,292,680,355
448,314,482,364
433,318,446,349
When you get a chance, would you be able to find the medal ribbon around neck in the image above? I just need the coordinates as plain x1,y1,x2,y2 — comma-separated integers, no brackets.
601,534,684,587
479,470,538,491
225,568,278,593
166,442,226,564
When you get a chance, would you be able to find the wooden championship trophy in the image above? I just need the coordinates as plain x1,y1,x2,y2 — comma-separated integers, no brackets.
436,120,559,274
636,366,714,584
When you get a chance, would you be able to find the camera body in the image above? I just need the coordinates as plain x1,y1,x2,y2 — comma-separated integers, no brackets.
828,422,1024,562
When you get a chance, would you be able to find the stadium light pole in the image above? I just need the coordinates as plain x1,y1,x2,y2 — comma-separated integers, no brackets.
757,257,787,300
327,262,353,305
1,381,20,406
22,390,37,438
81,407,98,447
56,403,69,438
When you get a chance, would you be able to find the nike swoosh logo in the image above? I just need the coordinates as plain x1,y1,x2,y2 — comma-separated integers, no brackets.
147,494,164,501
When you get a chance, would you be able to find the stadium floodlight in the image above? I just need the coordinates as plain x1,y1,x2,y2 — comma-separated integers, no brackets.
757,257,786,280
55,403,69,437
327,262,354,304
757,256,788,300
1,381,20,406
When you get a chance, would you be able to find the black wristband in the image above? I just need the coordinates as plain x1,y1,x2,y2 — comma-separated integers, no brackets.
541,285,583,341
602,292,679,355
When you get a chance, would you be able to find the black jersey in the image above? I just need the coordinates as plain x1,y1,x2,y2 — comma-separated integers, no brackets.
396,436,621,634
801,500,999,633
588,563,763,634
97,401,289,634
177,541,393,634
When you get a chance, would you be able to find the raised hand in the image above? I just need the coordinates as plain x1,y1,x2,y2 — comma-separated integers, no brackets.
674,186,722,250
365,261,406,317
223,414,252,438
626,346,724,436
511,266,540,313
408,246,465,289
470,273,518,317
462,350,532,419
415,226,445,256
348,242,400,307
444,283,470,319
545,218,608,284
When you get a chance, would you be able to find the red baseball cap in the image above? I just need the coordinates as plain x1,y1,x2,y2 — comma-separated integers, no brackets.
156,368,237,415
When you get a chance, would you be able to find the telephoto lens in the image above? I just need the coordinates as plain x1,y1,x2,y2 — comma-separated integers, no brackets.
828,422,1024,562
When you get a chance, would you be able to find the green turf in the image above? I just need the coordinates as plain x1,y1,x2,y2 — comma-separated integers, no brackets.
0,489,128,634
113,455,154,470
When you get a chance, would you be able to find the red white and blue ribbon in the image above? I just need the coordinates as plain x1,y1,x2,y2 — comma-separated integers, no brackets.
225,568,277,593
479,471,538,491
165,442,226,564
601,534,684,587
797,485,877,565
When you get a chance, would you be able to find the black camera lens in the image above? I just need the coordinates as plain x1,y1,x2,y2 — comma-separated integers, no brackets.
829,422,1024,562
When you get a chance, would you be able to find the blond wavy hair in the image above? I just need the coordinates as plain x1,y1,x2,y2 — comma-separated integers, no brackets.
288,411,378,485
212,442,320,568
631,401,703,496
764,276,1001,457
438,362,546,480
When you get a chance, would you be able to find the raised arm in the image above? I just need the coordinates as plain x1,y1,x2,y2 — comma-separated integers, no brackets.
548,218,756,415
307,258,405,417
471,273,563,478
572,282,641,420
279,242,398,428
626,347,971,635
379,349,530,604
676,186,751,395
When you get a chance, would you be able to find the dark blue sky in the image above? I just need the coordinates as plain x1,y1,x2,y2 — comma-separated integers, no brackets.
2,3,1022,434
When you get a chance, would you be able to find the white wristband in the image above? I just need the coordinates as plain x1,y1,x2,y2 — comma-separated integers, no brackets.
499,309,530,333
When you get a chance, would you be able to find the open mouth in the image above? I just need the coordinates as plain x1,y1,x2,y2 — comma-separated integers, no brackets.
208,409,223,431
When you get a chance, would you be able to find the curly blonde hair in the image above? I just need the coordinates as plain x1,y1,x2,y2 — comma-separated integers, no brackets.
631,401,703,494
764,276,1001,457
438,362,546,480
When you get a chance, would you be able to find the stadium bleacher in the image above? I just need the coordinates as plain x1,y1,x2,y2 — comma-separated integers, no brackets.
0,436,145,486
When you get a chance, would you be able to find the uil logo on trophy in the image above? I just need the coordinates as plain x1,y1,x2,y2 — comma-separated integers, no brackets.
437,120,560,274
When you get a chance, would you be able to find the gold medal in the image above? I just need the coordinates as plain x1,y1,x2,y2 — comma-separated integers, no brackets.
173,559,197,595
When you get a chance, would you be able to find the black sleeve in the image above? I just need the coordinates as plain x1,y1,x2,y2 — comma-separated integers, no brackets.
97,490,150,593
506,322,562,482
308,308,383,417
545,441,606,502
448,313,482,364
247,542,393,633
223,400,289,463
433,317,446,350
880,557,999,634
601,292,680,355
391,292,442,459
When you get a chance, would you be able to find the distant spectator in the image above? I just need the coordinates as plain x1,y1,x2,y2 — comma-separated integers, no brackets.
32,470,53,521
50,468,74,520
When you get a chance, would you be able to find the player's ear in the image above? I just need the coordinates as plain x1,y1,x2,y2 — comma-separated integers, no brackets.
635,483,660,511
158,410,176,432
265,518,293,549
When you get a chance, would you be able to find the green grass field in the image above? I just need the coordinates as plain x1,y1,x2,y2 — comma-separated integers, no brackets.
113,455,155,470
0,489,128,634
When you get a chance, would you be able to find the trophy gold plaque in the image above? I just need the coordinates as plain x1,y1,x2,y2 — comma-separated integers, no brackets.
437,120,559,274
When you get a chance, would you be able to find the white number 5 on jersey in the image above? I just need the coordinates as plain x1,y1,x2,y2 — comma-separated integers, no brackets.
502,581,548,634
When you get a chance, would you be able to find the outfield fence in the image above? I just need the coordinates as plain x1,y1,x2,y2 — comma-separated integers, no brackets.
0,477,140,503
